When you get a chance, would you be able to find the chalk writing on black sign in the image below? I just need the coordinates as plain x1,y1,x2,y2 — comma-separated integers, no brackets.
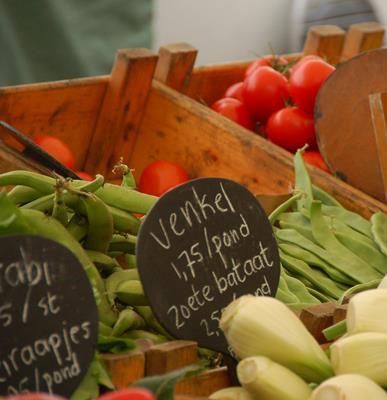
137,178,280,354
0,236,98,397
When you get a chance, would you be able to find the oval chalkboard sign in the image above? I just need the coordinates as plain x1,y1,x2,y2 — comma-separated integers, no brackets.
136,178,280,355
0,235,98,397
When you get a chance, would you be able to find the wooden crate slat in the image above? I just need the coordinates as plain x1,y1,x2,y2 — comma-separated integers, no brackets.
84,48,158,177
303,25,346,64
186,61,249,106
130,80,387,218
342,22,385,61
369,92,387,202
175,367,230,397
102,350,145,389
155,43,198,92
0,141,48,174
0,77,108,169
145,340,198,376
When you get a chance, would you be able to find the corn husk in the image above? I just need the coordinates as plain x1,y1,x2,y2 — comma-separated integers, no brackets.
310,374,387,400
330,332,387,386
220,295,333,382
237,356,312,400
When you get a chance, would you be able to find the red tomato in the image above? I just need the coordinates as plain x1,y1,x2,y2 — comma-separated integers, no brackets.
302,151,330,173
211,98,254,130
245,55,288,78
223,82,243,101
289,59,335,114
267,107,317,152
242,66,290,123
97,388,155,400
34,135,76,170
138,160,189,197
75,171,94,181
289,55,323,76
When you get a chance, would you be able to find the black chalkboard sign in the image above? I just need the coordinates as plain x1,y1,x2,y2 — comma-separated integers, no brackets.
0,235,98,397
136,178,280,356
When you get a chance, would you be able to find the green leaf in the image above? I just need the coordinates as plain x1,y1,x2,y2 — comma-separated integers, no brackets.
130,364,204,400
98,334,135,354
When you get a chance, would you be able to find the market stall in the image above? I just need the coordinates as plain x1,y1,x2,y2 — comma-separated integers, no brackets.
0,22,386,400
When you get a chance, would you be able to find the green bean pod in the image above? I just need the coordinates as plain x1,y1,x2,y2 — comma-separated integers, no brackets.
277,233,357,285
21,174,105,212
108,206,141,235
99,322,113,336
80,194,114,254
94,183,158,214
86,250,121,274
310,201,381,283
294,148,313,212
282,271,320,304
278,211,310,227
334,230,387,275
108,234,137,254
19,208,118,326
276,274,299,303
52,186,68,226
321,205,372,238
278,220,316,242
0,191,32,234
66,214,89,242
116,280,147,306
280,251,343,299
268,192,303,225
121,329,168,344
280,242,356,286
338,279,382,305
7,185,41,205
105,269,140,306
312,185,342,207
371,211,387,256
0,170,55,194
125,254,137,269
276,287,300,304
112,309,146,337
134,306,172,338
306,287,335,303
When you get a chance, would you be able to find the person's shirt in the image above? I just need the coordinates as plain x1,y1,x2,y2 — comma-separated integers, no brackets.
0,0,152,86
289,0,383,52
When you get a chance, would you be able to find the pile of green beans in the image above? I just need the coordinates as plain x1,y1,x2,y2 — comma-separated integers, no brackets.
270,148,387,309
0,169,177,350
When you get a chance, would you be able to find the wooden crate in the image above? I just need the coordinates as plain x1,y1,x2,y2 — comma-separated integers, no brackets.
101,340,230,397
0,27,380,395
0,24,385,219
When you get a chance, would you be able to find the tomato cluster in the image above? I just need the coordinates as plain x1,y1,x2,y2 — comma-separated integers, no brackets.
212,54,334,172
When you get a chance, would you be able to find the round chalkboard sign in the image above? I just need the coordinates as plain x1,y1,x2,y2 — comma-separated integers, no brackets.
0,235,98,397
136,178,280,355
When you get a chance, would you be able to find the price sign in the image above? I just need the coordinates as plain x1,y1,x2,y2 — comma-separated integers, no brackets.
0,235,98,397
136,178,280,355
